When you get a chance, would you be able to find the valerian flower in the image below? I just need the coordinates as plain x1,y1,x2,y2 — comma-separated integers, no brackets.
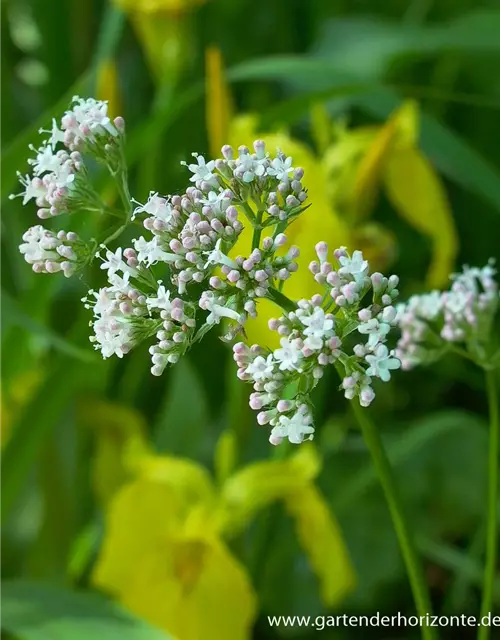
395,261,500,370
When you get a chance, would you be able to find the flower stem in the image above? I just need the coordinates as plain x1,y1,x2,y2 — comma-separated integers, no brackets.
267,287,296,313
351,402,436,640
478,369,499,640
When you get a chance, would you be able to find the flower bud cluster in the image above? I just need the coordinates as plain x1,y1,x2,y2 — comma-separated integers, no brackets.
182,141,308,228
13,96,127,279
19,226,89,277
233,245,401,445
395,261,499,369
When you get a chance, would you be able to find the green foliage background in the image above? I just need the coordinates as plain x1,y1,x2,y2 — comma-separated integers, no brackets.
2,0,500,638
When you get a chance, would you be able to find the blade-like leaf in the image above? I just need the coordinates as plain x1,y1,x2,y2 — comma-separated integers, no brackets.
1,289,96,362
1,581,171,640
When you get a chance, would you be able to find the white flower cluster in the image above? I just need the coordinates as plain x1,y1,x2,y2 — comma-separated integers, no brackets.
233,244,401,446
11,97,125,218
82,140,308,373
396,261,499,369
19,226,89,277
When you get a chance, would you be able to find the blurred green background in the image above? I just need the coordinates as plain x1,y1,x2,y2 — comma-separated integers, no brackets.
2,0,500,638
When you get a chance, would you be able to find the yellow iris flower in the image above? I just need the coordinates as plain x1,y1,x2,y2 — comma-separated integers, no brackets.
88,402,356,640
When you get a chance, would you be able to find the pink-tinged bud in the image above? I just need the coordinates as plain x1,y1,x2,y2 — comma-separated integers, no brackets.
311,294,323,306
242,259,253,271
309,261,320,275
313,367,324,380
291,180,302,193
294,167,304,180
185,251,198,264
287,246,300,259
268,191,278,204
360,387,375,407
315,241,329,262
171,307,184,322
286,195,299,207
358,308,372,322
238,145,249,155
37,208,50,219
269,434,283,446
262,236,273,250
221,144,233,160
143,218,155,231
326,271,341,287
253,139,266,156
227,269,240,283
335,295,347,307
268,204,280,217
169,239,183,253
233,342,247,355
113,116,125,132
257,411,271,425
353,343,366,357
343,376,356,389
254,269,268,282
318,353,329,366
277,400,292,412
210,276,223,289
123,248,136,259
388,275,399,289
334,246,348,260
225,205,238,222
382,306,397,323
249,394,264,410
268,318,280,331
278,324,290,336
371,272,385,290
274,233,288,247
277,268,290,280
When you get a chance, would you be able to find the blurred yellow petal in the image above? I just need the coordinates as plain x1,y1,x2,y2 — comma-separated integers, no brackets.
285,484,356,607
96,59,121,119
214,429,237,485
1,369,43,448
93,479,183,592
351,221,398,274
80,399,151,505
130,14,186,81
228,116,351,346
219,444,321,534
115,0,205,15
205,47,233,158
322,126,378,207
94,479,256,640
351,101,419,220
137,454,215,508
383,145,458,286
310,103,332,155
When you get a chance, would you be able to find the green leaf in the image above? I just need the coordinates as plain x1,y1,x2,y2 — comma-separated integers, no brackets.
153,358,210,457
1,581,171,640
336,410,486,510
228,56,500,216
1,289,96,363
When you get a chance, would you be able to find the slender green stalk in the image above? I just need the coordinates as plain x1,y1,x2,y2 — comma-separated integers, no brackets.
351,402,436,640
478,369,499,640
267,287,296,313
252,209,263,250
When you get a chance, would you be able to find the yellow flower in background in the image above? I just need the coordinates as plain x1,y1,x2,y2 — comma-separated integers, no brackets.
326,101,458,288
114,0,206,81
205,49,458,325
90,403,355,640
115,0,205,13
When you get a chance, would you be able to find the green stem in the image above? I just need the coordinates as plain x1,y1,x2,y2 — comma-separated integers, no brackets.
267,287,296,313
478,369,499,640
351,402,436,640
252,209,263,250
240,201,257,225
